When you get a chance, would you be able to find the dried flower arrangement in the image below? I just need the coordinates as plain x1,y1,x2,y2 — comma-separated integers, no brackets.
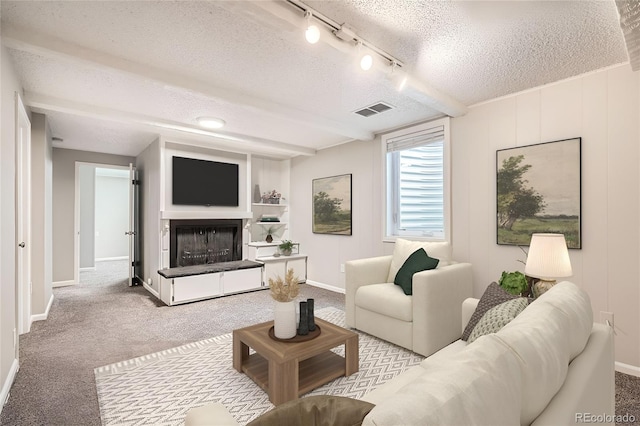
268,268,300,302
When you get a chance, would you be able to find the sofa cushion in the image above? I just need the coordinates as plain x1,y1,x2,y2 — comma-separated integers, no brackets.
393,248,439,295
355,283,412,322
387,239,452,282
468,297,528,343
248,395,375,426
462,282,525,341
362,334,522,426
494,281,592,425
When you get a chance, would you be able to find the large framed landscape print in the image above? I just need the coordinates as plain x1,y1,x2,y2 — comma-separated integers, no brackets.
312,174,352,235
497,138,581,249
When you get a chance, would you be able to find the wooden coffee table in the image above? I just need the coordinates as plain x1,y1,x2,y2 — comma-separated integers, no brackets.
233,317,358,405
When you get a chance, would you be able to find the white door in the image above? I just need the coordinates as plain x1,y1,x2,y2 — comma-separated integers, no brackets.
15,93,31,335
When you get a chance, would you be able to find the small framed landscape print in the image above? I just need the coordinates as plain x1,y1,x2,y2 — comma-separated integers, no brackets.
496,138,581,249
312,174,352,235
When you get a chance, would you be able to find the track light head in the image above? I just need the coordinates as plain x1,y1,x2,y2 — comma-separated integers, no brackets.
304,11,320,44
360,54,373,71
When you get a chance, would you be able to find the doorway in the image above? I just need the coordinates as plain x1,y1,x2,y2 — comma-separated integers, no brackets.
75,164,132,285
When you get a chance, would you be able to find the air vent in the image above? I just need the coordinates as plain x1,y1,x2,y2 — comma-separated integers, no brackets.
354,102,394,117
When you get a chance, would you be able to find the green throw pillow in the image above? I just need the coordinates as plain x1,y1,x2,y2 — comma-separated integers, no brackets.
247,395,375,426
393,248,439,295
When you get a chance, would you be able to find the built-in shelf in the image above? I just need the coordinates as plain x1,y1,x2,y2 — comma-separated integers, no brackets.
252,203,287,207
258,253,306,262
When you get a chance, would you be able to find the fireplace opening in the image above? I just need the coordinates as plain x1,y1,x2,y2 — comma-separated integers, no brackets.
170,219,243,268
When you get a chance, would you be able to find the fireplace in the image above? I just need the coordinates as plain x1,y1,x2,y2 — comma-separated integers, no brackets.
169,219,243,267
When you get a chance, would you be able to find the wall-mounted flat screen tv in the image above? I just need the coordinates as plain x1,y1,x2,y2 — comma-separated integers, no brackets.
172,156,239,206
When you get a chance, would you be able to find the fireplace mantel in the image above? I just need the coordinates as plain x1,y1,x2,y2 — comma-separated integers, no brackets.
161,210,252,220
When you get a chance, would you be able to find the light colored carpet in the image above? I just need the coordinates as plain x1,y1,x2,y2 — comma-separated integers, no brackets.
94,307,424,425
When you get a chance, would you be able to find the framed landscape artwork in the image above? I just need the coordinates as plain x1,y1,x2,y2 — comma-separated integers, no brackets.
496,138,581,249
312,174,352,235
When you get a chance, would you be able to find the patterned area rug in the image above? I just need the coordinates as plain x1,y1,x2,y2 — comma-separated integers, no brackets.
94,307,424,425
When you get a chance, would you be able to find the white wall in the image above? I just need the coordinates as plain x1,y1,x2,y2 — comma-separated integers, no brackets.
0,44,22,410
451,64,640,370
52,149,135,283
290,139,385,291
291,64,640,370
95,173,129,260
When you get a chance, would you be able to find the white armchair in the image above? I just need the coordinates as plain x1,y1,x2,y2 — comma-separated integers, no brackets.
345,240,472,357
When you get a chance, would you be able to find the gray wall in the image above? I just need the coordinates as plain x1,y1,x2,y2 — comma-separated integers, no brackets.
95,173,129,259
30,113,53,317
79,165,95,269
1,44,23,405
52,149,134,283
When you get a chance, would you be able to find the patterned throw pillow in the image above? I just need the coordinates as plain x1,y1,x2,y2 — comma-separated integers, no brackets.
467,297,529,343
461,282,528,341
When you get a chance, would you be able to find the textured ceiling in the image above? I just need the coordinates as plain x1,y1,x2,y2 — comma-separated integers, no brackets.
0,0,630,158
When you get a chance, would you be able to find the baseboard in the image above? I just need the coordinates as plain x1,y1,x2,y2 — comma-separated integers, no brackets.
52,280,75,288
0,358,19,410
79,267,96,272
143,282,159,299
31,294,54,323
96,256,128,262
305,280,345,294
616,362,640,377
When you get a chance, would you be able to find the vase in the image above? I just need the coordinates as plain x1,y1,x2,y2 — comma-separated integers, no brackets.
253,184,261,204
307,298,315,331
281,248,292,256
298,301,309,335
266,234,273,243
273,300,297,339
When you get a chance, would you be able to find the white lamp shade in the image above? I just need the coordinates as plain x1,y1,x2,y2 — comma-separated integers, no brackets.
524,233,572,279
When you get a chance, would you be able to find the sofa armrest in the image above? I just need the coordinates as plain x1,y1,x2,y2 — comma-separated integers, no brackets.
462,298,479,334
411,263,473,357
531,323,615,426
345,255,393,328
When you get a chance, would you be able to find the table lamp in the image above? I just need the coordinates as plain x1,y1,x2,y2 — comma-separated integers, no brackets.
524,233,572,297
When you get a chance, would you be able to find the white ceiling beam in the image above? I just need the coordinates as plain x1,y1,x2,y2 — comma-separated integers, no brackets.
2,23,375,142
247,0,468,117
24,92,317,157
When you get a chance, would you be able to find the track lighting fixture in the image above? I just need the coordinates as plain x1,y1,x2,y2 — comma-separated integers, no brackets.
304,11,320,44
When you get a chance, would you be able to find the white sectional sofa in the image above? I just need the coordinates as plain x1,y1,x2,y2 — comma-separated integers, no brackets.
185,281,614,425
360,281,615,425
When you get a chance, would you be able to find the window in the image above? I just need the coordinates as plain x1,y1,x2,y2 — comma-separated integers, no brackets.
382,118,450,241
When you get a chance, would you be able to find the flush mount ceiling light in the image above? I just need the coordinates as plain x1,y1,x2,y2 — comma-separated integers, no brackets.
304,11,320,44
197,116,225,129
